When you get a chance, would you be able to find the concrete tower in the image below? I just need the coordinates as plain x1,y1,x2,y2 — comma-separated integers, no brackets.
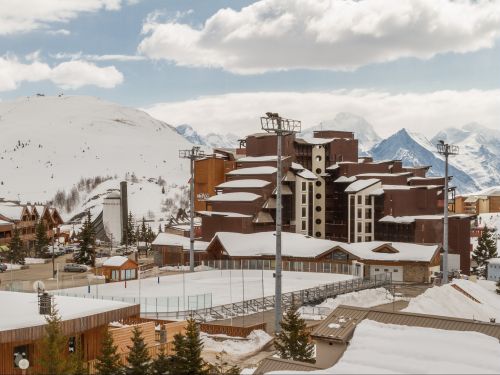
103,191,122,244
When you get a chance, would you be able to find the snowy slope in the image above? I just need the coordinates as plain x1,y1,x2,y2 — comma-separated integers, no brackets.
432,123,500,189
176,124,239,148
0,95,193,204
301,112,381,153
370,128,479,193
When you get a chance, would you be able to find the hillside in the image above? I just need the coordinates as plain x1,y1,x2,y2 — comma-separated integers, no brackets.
0,95,193,219
176,124,239,149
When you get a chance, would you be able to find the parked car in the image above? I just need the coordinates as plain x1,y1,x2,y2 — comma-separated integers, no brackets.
63,263,87,273
0,263,7,272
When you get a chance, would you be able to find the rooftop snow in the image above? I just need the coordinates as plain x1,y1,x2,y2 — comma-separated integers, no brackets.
152,233,209,251
197,211,252,218
237,155,289,162
488,258,500,265
0,220,13,226
207,192,261,202
307,319,500,374
0,205,25,221
296,137,336,145
103,256,131,267
296,169,318,180
403,279,500,323
345,178,380,193
226,166,277,175
212,231,344,258
380,214,471,224
335,176,357,183
216,179,270,189
345,241,439,262
0,291,133,331
356,172,412,177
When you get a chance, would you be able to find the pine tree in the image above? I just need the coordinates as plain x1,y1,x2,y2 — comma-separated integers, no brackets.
8,227,25,265
95,328,123,375
275,305,315,363
34,220,49,257
150,347,170,375
140,218,147,242
158,224,163,233
170,318,208,375
75,211,95,266
496,280,500,295
125,326,151,375
161,186,165,194
207,351,240,375
472,226,498,277
39,303,73,375
125,211,136,246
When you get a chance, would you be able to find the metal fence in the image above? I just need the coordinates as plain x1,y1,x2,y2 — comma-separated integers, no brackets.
50,291,213,314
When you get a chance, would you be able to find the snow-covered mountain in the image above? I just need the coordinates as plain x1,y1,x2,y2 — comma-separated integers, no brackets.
301,112,382,153
0,95,193,219
176,124,239,149
431,123,500,190
370,128,480,193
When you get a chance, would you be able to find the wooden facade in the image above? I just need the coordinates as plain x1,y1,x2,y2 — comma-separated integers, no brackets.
101,258,139,282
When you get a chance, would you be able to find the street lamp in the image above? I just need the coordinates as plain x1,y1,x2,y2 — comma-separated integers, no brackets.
179,146,205,272
436,140,459,284
260,112,301,333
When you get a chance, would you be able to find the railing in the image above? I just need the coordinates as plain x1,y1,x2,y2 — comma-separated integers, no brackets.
142,273,391,322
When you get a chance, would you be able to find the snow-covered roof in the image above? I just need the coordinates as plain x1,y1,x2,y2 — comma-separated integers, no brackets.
404,279,500,323
345,241,439,262
0,219,13,226
380,214,471,224
237,155,289,162
335,176,357,183
488,258,500,265
0,205,25,221
356,172,412,177
207,192,261,202
210,231,343,258
197,210,252,218
290,162,304,170
216,179,270,189
296,169,317,180
152,233,209,251
0,291,133,331
317,319,500,375
345,178,380,193
226,166,277,175
272,185,293,195
103,256,132,267
296,137,336,145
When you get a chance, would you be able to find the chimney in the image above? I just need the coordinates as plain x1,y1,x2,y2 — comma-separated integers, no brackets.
39,292,52,315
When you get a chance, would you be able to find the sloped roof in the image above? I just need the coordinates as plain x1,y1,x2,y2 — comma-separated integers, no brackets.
345,178,380,193
226,166,277,175
0,205,26,221
103,256,134,267
345,241,440,262
152,233,209,251
207,192,261,202
216,179,270,189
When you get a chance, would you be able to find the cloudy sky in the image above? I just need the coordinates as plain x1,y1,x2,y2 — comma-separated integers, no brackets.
1,0,499,137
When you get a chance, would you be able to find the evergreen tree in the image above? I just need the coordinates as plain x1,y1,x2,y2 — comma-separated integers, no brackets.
472,226,498,277
150,347,170,375
125,211,136,246
496,279,500,295
75,211,95,266
34,220,49,257
8,227,25,265
147,226,155,243
207,351,240,375
158,224,163,233
140,218,147,242
275,305,315,363
39,303,73,375
95,328,123,375
161,186,165,194
125,326,151,375
170,318,208,375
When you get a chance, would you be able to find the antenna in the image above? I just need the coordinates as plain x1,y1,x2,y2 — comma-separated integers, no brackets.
436,140,459,285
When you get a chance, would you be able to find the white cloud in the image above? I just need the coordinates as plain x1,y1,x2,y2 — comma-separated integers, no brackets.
46,29,71,36
144,90,500,138
50,52,146,62
0,55,123,91
0,0,133,35
138,0,500,74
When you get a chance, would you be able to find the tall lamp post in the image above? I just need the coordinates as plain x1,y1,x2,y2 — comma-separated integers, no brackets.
261,112,301,332
437,140,459,284
179,146,205,272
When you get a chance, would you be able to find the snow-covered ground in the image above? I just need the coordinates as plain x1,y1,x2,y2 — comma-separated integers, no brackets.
298,288,398,320
403,279,500,322
201,330,273,359
54,270,354,311
275,320,500,374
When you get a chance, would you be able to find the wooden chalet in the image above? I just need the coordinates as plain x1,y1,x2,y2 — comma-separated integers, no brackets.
101,256,139,282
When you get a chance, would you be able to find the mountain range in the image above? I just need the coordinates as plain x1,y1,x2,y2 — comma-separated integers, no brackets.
177,112,499,194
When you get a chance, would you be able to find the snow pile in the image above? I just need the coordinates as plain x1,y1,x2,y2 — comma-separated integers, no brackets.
5,264,22,270
24,258,48,264
299,288,397,320
310,320,500,374
403,279,500,322
201,330,272,359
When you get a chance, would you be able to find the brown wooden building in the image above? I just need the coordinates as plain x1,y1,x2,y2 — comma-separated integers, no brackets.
101,256,139,282
152,233,209,266
0,291,139,375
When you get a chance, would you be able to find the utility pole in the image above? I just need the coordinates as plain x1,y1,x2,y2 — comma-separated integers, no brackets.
179,146,205,272
437,140,459,284
261,112,301,332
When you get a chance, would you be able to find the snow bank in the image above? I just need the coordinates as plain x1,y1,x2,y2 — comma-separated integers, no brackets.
403,279,500,322
25,258,48,264
201,330,272,359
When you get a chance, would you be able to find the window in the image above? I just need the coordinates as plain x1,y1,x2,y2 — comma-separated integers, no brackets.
357,236,362,242
316,206,322,212
365,208,372,219
365,236,372,241
316,193,322,199
316,181,322,187
375,268,380,272
357,222,362,232
365,222,372,233
384,269,389,272
301,220,306,230
357,208,362,219
393,269,399,272
315,218,322,225
315,231,321,237
357,195,362,205
301,181,307,191
69,337,76,353
301,207,307,218
316,168,322,174
365,195,371,205
315,155,322,162
13,345,29,368
302,194,307,204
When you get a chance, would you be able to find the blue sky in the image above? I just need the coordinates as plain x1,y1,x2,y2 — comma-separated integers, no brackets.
0,0,499,136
